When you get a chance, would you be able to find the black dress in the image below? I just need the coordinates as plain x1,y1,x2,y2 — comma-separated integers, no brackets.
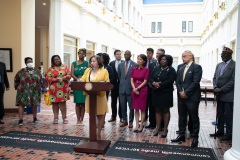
149,66,176,109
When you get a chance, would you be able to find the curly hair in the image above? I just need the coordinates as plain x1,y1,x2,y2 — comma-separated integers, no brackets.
78,48,87,54
51,55,62,66
158,54,173,66
24,57,33,64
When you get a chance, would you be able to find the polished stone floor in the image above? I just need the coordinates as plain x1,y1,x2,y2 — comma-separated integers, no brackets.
0,92,231,160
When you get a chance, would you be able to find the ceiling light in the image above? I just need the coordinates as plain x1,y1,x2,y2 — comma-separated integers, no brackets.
43,3,46,5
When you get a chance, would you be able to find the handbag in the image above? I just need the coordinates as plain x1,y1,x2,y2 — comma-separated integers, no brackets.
44,91,52,106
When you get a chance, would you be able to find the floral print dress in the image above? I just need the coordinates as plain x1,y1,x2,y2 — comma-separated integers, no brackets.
46,65,71,103
14,68,42,106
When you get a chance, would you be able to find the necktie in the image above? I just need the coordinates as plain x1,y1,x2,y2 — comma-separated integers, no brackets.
147,60,151,68
220,62,227,76
125,61,128,75
183,65,189,81
116,61,120,72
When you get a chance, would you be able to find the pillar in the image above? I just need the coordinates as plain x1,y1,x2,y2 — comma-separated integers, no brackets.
49,0,63,65
224,1,240,159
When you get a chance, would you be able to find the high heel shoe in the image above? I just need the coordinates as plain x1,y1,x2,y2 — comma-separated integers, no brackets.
153,129,160,136
133,128,138,132
137,126,144,132
161,130,168,138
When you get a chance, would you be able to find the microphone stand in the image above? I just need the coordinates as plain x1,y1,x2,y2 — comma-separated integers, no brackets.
89,67,94,82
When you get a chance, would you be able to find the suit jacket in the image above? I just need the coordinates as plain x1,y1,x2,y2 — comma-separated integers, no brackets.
149,61,159,74
213,60,235,102
118,60,137,94
109,60,123,85
0,62,10,92
176,63,202,103
104,64,114,84
147,58,157,68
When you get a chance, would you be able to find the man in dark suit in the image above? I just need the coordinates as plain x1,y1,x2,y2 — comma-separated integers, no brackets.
145,48,157,128
171,50,202,147
0,62,10,124
209,47,235,141
118,50,137,128
146,48,165,129
175,55,196,136
108,50,123,122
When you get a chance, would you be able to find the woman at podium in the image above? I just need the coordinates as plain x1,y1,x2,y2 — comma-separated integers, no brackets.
80,55,109,139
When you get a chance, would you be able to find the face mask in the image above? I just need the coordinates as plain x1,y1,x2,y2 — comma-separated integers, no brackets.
27,63,34,68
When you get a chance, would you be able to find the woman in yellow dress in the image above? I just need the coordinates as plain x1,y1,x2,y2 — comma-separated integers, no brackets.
80,55,109,139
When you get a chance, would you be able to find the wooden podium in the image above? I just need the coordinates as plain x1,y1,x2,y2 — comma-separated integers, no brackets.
71,82,113,154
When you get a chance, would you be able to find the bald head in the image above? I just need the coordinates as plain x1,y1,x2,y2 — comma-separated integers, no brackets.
182,50,193,64
124,50,132,61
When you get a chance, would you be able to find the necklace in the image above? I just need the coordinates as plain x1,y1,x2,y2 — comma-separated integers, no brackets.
161,66,168,70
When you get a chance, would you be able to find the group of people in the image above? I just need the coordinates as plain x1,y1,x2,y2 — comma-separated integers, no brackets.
0,46,235,147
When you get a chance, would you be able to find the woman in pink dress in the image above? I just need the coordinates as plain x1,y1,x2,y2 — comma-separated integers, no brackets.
130,54,149,132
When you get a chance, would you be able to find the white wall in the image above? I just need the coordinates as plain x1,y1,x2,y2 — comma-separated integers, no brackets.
61,0,144,63
200,0,238,80
143,3,202,66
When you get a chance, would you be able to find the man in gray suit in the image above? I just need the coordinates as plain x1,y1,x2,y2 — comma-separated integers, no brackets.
118,50,137,128
209,47,235,141
0,62,10,124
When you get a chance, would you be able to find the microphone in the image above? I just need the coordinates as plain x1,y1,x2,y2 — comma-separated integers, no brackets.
89,66,94,82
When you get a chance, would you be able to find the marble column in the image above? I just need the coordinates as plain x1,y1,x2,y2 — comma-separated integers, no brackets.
224,1,240,159
115,0,122,17
79,8,87,49
49,0,63,65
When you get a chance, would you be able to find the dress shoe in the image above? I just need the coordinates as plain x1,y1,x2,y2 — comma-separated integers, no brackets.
190,134,194,138
0,119,4,124
128,122,133,128
120,118,124,123
191,137,199,147
209,132,224,137
145,124,155,129
120,122,128,127
108,118,116,122
220,135,232,141
171,135,186,142
161,130,168,138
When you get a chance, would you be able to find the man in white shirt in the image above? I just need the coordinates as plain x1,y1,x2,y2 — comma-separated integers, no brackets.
108,50,123,122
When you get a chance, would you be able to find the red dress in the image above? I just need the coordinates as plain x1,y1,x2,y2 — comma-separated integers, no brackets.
46,65,71,103
130,67,150,110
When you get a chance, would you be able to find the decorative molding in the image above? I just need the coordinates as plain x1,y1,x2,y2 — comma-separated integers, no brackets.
122,22,124,28
210,20,213,26
85,0,91,4
102,7,106,14
206,25,209,31
214,12,218,19
113,16,117,22
220,2,226,10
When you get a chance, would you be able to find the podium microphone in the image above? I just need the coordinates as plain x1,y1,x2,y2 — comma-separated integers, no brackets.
89,66,94,82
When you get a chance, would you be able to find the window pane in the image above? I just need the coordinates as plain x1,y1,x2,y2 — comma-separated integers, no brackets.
157,22,162,33
182,21,186,32
188,21,193,32
63,36,77,69
101,45,108,53
151,22,156,33
86,41,95,60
